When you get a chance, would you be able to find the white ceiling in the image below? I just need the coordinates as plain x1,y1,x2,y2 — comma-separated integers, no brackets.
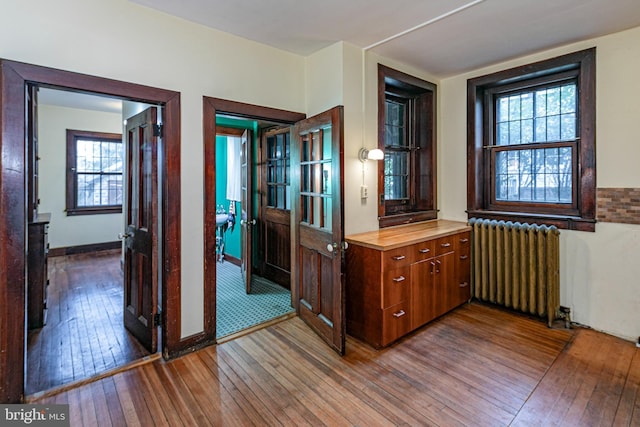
39,88,123,114
130,0,640,77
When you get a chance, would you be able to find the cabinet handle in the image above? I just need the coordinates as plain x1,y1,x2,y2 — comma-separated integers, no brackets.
460,238,469,243
440,242,451,248
392,276,405,282
460,282,469,288
430,261,436,274
391,255,406,261
418,248,430,254
392,310,406,318
435,259,441,273
459,255,468,260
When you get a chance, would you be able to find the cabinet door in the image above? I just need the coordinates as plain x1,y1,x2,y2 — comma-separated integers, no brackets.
434,252,455,317
411,258,436,329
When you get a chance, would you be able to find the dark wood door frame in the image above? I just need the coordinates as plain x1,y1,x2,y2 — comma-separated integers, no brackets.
202,97,305,341
0,59,184,403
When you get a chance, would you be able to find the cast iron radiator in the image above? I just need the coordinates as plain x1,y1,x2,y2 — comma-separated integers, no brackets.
469,218,560,326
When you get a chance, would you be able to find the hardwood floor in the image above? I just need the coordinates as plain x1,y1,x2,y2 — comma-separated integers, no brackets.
31,302,640,426
27,250,149,395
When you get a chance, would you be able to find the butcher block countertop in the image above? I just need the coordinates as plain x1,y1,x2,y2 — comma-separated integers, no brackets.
345,219,471,251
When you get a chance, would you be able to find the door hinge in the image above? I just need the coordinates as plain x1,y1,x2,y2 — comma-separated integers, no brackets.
153,123,163,137
153,312,162,327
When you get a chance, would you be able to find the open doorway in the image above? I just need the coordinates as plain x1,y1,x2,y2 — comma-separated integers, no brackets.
203,99,348,355
202,98,306,341
25,87,162,395
213,117,295,340
0,59,183,403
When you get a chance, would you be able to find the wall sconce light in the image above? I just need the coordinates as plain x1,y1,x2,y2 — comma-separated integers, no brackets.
358,147,384,162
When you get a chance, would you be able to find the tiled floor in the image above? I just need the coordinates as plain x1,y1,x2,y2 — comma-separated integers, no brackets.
216,261,294,338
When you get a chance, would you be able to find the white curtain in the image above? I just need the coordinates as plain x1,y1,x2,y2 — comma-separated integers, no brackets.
226,136,242,202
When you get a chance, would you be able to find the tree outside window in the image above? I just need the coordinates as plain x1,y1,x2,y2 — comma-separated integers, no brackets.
467,48,596,231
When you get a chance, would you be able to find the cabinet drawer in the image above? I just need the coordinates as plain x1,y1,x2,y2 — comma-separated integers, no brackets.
382,246,412,269
381,302,411,346
382,267,410,308
413,240,435,262
455,231,471,253
435,235,455,255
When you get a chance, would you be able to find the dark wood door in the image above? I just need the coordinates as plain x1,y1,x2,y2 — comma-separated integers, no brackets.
290,106,345,355
123,107,158,353
240,129,254,294
259,127,291,288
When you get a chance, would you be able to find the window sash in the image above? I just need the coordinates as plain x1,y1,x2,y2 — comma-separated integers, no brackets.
488,141,577,212
486,75,580,213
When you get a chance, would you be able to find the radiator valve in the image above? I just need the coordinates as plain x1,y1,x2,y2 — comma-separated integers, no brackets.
559,306,571,329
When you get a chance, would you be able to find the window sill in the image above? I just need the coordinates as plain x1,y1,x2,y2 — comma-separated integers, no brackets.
379,210,437,228
66,206,123,216
466,210,595,232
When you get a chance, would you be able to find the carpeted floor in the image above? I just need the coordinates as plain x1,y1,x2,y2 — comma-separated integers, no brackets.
216,261,294,338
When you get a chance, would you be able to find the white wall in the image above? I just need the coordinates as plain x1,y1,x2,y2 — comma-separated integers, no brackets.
439,26,640,341
4,0,638,342
38,104,123,249
1,0,305,338
344,51,443,235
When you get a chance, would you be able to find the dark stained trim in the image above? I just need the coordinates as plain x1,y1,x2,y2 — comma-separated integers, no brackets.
65,129,123,216
202,96,305,344
0,59,182,402
377,64,438,228
0,60,28,404
48,241,121,257
466,48,596,232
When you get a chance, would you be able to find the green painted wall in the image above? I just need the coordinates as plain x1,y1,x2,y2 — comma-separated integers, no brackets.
215,135,241,259
214,117,259,261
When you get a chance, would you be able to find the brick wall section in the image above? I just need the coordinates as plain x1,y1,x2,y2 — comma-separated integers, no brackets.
597,188,640,224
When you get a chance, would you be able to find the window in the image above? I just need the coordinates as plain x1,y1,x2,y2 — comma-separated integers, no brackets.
66,129,123,215
467,48,596,231
265,128,291,210
378,64,437,228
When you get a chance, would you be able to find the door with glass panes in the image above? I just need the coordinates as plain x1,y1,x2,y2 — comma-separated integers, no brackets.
259,127,292,288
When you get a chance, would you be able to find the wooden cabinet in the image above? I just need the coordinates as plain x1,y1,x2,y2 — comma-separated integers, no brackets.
28,213,50,329
346,220,471,348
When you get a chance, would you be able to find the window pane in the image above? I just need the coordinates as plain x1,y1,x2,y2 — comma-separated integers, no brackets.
276,186,284,209
522,119,533,144
74,138,122,208
497,81,577,146
521,93,533,119
546,115,560,141
385,100,407,148
322,163,331,195
561,113,576,140
267,186,275,207
509,121,521,145
559,147,573,202
301,164,310,192
546,87,561,115
323,197,332,230
497,122,509,145
495,147,572,203
384,151,409,200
